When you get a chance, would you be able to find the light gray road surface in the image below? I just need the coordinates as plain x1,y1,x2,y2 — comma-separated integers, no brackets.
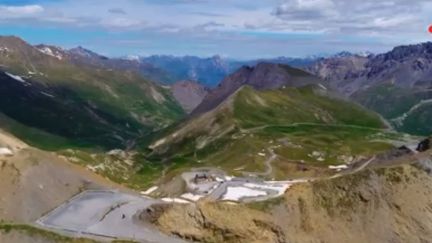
37,190,185,243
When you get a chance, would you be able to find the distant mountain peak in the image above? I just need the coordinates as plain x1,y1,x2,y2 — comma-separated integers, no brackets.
172,80,208,113
192,62,322,115
35,44,65,60
69,46,108,60
124,55,141,62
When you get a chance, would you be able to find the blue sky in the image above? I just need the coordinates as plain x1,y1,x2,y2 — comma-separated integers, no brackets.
0,0,431,59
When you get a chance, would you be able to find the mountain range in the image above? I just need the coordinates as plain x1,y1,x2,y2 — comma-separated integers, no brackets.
1,35,432,243
0,36,184,149
146,62,393,180
307,42,432,136
139,55,321,87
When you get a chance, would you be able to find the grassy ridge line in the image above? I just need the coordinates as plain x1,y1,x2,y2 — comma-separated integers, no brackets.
234,85,385,129
241,122,392,133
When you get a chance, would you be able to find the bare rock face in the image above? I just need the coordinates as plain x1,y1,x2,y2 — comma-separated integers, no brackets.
306,55,369,93
417,137,431,152
150,202,286,243
307,43,432,136
307,42,432,95
171,80,208,113
150,164,432,243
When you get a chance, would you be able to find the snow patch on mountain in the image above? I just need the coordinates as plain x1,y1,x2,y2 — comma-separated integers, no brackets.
5,72,27,83
0,46,11,53
0,147,13,156
38,46,63,60
40,91,55,98
124,55,140,62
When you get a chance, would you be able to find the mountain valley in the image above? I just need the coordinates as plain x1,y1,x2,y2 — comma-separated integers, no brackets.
0,35,431,243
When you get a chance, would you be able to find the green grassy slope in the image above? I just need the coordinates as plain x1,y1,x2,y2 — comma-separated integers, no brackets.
0,36,184,149
353,83,432,136
144,84,397,180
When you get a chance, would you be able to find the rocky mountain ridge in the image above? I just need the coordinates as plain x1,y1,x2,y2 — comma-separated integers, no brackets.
307,42,432,136
192,63,324,115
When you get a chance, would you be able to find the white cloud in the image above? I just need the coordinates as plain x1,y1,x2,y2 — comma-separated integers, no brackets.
272,0,431,35
0,0,431,58
275,0,337,18
0,5,44,15
101,17,144,28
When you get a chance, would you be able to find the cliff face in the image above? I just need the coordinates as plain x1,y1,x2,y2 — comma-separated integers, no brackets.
277,164,432,243
150,159,432,243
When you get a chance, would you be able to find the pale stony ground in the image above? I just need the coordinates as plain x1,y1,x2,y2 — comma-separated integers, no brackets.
154,162,432,243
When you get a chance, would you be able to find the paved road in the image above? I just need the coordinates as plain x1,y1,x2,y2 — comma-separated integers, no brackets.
37,190,185,243
241,147,278,177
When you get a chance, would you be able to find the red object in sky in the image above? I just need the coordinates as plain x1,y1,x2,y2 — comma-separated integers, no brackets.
429,25,432,33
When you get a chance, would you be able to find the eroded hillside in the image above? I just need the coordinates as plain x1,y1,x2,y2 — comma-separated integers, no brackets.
151,156,432,243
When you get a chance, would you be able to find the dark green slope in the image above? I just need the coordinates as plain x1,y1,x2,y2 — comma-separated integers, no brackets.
0,36,185,149
353,84,432,136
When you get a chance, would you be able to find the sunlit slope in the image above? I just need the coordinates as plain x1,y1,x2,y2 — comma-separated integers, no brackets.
0,36,184,149
147,84,395,179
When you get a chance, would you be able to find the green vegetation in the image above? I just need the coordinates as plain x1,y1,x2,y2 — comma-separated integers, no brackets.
0,223,97,243
247,196,285,212
145,85,399,181
234,85,385,129
353,83,432,135
353,84,421,119
0,37,184,150
398,103,432,136
0,113,82,150
0,223,138,243
59,149,164,190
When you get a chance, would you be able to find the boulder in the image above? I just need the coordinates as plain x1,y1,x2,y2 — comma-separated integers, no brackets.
417,138,431,152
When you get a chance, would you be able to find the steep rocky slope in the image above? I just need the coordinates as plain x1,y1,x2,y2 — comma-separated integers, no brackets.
151,155,432,243
171,80,208,113
35,44,174,85
307,42,432,136
0,131,121,224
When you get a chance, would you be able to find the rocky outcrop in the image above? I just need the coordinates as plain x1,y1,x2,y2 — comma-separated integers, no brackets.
149,202,286,243
307,42,432,136
307,42,432,95
151,163,432,243
417,137,431,152
171,80,208,113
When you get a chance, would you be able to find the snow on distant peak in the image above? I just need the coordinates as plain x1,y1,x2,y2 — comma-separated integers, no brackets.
37,46,63,60
357,51,374,57
124,55,140,62
5,72,27,84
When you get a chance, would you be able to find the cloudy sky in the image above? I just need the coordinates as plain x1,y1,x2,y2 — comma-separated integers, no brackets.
0,0,431,59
